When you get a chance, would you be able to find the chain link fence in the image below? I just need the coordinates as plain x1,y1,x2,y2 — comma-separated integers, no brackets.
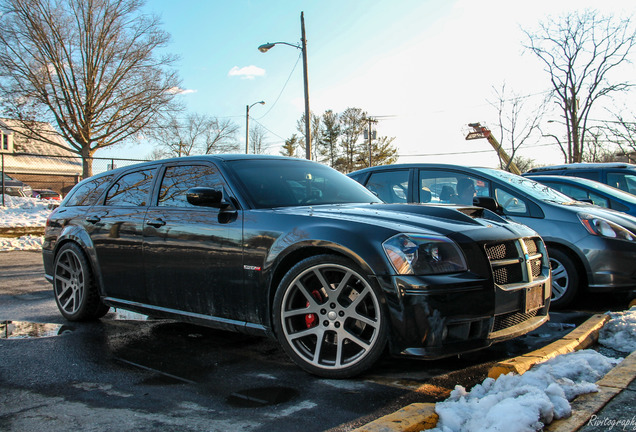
1,152,148,203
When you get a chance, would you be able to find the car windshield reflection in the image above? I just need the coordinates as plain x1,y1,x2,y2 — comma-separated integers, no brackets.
476,168,574,203
228,159,382,208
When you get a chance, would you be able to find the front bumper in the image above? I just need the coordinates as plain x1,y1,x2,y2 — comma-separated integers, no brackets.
377,271,551,359
574,236,636,292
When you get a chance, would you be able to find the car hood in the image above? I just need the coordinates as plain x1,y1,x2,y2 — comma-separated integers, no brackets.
272,202,538,242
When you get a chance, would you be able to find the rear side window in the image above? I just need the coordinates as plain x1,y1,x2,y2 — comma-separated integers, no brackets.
105,168,156,207
65,175,114,207
607,172,636,194
366,170,409,203
565,170,599,181
158,165,223,207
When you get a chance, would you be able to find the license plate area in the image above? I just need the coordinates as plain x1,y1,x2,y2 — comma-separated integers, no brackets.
525,284,544,313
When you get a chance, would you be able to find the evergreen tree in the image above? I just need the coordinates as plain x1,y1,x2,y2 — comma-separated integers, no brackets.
339,107,366,173
319,110,341,167
281,134,299,157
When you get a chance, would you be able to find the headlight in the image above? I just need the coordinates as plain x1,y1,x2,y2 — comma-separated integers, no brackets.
382,234,468,275
578,213,636,241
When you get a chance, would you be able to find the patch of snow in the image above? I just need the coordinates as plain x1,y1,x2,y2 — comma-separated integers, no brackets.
430,307,636,432
599,307,636,353
0,195,51,227
0,195,51,251
0,235,43,251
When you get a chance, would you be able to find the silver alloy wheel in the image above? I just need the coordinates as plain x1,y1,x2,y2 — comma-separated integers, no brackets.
54,249,86,316
279,263,382,371
550,257,569,302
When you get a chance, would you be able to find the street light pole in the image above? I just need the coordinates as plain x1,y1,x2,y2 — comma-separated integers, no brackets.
258,11,312,160
246,101,265,154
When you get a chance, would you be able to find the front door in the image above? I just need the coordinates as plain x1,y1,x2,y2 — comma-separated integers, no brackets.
142,163,244,321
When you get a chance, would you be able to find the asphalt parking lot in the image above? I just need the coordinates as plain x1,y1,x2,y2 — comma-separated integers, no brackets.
0,251,625,432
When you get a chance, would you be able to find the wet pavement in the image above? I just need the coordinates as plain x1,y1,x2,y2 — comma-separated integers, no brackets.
0,251,630,432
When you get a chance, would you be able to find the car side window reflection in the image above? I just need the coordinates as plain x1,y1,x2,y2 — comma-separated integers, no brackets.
66,175,114,206
418,170,489,205
105,168,156,207
158,165,222,207
366,170,409,203
495,188,528,214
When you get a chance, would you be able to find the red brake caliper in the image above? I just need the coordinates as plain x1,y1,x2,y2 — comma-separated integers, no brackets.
305,290,322,328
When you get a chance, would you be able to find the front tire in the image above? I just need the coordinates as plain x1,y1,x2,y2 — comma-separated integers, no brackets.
53,243,110,321
273,255,388,378
548,248,579,309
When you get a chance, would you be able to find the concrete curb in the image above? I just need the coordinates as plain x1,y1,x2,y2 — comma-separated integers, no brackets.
354,313,612,432
0,226,45,237
488,314,610,379
544,349,636,431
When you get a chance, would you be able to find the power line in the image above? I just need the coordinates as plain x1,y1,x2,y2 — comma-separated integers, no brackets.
255,53,302,121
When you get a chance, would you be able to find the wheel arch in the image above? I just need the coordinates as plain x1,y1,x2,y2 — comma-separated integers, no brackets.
52,226,104,295
544,241,589,289
265,243,382,331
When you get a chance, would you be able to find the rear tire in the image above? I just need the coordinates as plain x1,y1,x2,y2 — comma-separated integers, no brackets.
53,243,110,321
548,248,579,309
273,255,388,378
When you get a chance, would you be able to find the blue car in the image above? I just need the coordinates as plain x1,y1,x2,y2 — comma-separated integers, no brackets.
524,175,636,217
349,164,636,308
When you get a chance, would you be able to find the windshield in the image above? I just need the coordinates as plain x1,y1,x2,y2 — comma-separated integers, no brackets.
475,168,575,203
228,159,382,208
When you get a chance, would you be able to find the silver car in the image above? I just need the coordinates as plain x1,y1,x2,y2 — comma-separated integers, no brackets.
349,164,636,308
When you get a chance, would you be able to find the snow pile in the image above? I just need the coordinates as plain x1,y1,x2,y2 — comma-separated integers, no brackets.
0,195,51,251
431,350,620,432
0,195,51,227
0,234,44,251
599,307,636,353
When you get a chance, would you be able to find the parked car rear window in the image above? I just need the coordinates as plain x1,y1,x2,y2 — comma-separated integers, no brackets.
227,159,381,208
105,168,156,207
65,175,114,207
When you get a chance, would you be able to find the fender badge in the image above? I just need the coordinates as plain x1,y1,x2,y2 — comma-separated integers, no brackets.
244,265,262,271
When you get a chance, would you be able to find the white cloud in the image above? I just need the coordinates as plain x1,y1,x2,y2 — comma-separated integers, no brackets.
228,65,266,80
167,87,197,95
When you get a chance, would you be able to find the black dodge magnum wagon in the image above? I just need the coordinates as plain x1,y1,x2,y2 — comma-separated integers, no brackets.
43,155,550,378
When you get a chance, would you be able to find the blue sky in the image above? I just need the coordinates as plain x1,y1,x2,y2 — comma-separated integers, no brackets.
102,0,636,167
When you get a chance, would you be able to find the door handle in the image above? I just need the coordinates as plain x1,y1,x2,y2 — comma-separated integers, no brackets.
146,218,166,228
85,215,101,224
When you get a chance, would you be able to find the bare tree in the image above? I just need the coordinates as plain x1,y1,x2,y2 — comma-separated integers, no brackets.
249,124,267,155
523,10,636,163
0,0,180,177
203,118,240,154
489,83,549,171
296,112,321,160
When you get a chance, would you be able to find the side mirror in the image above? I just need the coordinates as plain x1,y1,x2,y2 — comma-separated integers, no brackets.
473,196,503,214
186,187,226,208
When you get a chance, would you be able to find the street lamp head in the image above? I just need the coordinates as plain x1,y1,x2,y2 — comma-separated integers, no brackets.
258,43,275,53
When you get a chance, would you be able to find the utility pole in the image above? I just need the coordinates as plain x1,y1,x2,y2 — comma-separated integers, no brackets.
363,117,378,167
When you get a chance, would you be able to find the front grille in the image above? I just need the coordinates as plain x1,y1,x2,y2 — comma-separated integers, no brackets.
493,265,523,285
485,237,547,288
486,241,517,260
493,310,539,332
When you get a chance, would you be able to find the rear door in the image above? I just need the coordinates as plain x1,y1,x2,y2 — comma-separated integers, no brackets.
86,166,158,302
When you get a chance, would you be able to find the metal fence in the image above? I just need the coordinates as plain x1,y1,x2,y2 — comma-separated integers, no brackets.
1,152,148,202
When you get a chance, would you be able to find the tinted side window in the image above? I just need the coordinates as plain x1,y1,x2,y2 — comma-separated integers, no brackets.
105,168,156,207
566,170,599,181
494,187,528,214
607,172,636,194
65,175,114,206
419,170,490,205
158,165,223,207
366,170,409,203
